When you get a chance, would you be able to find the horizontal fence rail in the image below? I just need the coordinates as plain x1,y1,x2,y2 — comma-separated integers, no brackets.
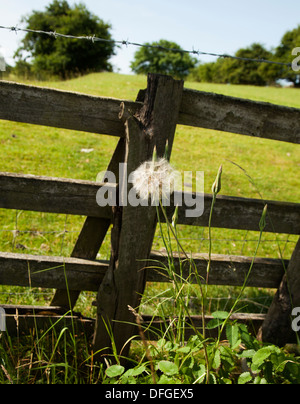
0,304,266,340
1,304,95,337
167,192,300,235
0,252,108,291
0,172,113,218
0,172,299,234
1,81,300,143
148,251,287,289
0,250,288,290
179,90,300,144
141,313,267,341
0,81,140,137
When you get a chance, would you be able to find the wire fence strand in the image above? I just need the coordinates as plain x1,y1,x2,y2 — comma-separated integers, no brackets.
0,24,293,68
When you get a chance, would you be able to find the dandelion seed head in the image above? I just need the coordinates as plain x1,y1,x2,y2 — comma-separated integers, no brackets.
132,157,179,204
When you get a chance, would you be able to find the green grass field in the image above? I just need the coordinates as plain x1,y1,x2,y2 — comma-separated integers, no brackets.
0,72,299,315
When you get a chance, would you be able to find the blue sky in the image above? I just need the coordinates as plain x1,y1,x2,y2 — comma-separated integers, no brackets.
0,0,300,74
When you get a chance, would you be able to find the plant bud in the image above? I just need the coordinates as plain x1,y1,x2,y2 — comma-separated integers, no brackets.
172,204,179,228
259,204,268,231
212,165,222,195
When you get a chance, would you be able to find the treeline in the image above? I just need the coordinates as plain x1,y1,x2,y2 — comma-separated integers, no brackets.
190,27,300,87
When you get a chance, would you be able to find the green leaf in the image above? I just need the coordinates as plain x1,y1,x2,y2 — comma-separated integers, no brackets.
238,372,252,384
240,349,256,358
177,345,191,354
194,364,206,384
133,365,147,376
125,365,147,377
158,360,179,376
164,341,174,351
238,323,255,348
157,338,166,350
212,349,221,370
252,346,280,367
219,345,235,368
226,323,240,349
212,311,229,320
105,365,125,378
253,348,272,366
158,374,178,384
206,318,222,329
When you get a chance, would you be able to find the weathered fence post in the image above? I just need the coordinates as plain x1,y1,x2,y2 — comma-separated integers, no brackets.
258,238,300,346
93,74,183,361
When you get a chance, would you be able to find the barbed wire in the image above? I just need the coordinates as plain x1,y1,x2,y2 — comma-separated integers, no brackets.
0,24,293,68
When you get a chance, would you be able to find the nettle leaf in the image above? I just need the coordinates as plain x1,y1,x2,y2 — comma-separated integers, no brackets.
238,372,253,384
240,349,256,359
206,318,222,329
219,345,235,368
226,324,241,349
212,311,229,320
252,346,281,367
158,360,179,376
177,345,191,354
212,349,221,370
194,364,206,384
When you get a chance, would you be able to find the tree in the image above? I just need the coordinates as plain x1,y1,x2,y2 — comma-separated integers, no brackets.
15,0,115,79
191,43,274,86
274,25,300,86
130,39,197,79
223,43,274,86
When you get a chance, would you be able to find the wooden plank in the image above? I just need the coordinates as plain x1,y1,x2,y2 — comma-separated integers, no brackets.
93,74,184,362
148,251,287,288
0,172,113,218
2,81,300,143
0,252,108,291
4,314,95,338
0,304,267,341
164,192,300,235
1,172,299,234
179,89,300,144
141,313,267,341
0,249,287,291
1,305,95,337
0,81,142,136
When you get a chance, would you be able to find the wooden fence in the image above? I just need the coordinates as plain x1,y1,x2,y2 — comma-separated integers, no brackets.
0,74,299,359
